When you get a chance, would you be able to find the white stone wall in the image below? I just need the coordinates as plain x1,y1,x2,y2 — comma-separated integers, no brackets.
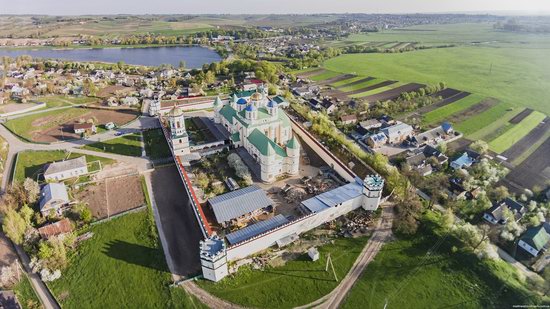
518,240,539,257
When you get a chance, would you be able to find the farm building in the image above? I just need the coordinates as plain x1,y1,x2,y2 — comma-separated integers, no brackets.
359,119,382,131
44,156,88,181
208,185,274,227
39,183,70,216
412,122,454,147
38,218,73,239
381,122,413,144
518,224,550,257
483,198,526,225
73,122,97,134
225,214,289,245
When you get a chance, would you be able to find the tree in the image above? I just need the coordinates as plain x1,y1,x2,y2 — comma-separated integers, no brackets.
23,178,40,204
470,140,489,155
195,172,209,190
490,186,509,202
179,60,186,70
453,223,490,252
441,208,455,231
2,209,28,244
437,143,447,154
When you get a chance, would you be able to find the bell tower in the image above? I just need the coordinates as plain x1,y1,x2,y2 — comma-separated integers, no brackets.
167,105,190,156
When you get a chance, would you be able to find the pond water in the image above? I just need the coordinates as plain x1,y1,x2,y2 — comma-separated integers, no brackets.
0,46,221,69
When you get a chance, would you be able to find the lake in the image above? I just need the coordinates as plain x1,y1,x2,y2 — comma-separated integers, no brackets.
0,46,221,69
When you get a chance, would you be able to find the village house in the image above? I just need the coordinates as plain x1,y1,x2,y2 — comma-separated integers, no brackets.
359,119,382,131
38,218,73,240
483,198,526,225
412,122,454,147
44,156,89,182
340,114,357,125
366,132,388,148
121,96,139,106
381,122,414,144
39,183,70,216
73,122,97,134
405,146,448,176
518,224,550,257
208,185,274,228
450,150,480,170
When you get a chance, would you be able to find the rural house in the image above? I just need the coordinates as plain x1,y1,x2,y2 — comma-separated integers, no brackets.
381,122,413,144
518,224,550,257
340,114,358,125
44,156,89,181
450,150,480,170
39,183,70,216
366,132,388,148
483,198,526,225
73,122,97,134
38,218,73,239
208,185,274,227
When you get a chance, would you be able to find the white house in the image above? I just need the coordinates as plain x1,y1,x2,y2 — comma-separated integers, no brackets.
518,224,550,257
39,183,70,216
44,156,88,181
381,122,413,144
73,123,97,134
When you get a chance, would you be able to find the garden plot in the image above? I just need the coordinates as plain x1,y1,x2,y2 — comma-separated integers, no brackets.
504,137,550,192
339,78,386,93
488,111,546,153
438,97,499,125
330,76,366,88
501,117,550,163
509,108,534,124
295,68,325,78
455,103,517,138
317,74,356,85
422,94,484,125
309,70,341,82
75,174,145,219
343,80,397,96
362,83,425,102
334,77,375,89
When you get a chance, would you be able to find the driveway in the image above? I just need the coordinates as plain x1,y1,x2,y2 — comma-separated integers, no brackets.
149,165,203,277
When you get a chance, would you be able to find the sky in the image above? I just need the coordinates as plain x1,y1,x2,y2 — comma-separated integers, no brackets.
2,0,550,15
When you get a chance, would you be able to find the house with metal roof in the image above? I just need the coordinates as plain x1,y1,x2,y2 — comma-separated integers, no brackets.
381,122,413,144
450,152,477,170
209,185,274,226
39,183,70,216
483,198,526,225
213,87,300,182
44,156,88,182
518,224,550,257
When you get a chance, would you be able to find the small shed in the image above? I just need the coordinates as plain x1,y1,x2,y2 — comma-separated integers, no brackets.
308,247,320,261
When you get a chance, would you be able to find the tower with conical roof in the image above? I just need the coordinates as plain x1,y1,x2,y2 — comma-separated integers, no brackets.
167,105,190,156
361,175,384,210
285,135,300,175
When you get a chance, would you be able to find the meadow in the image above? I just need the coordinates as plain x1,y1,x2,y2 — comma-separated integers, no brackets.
455,103,518,137
350,83,402,98
49,210,205,309
324,46,550,114
197,236,369,308
81,132,143,157
309,70,341,82
338,78,384,92
422,94,484,125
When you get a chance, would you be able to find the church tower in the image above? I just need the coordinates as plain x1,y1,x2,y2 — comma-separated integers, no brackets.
167,105,190,156
285,136,300,175
361,175,384,210
213,96,223,124
149,97,161,117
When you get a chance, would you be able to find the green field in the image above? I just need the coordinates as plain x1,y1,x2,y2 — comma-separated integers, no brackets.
143,129,172,159
342,213,540,308
3,108,90,142
488,111,547,153
455,103,517,137
14,150,114,182
338,78,384,92
329,75,362,87
13,273,41,309
323,46,550,114
309,70,341,82
35,95,99,108
49,210,205,309
350,83,403,99
81,133,143,157
422,94,484,125
197,236,369,308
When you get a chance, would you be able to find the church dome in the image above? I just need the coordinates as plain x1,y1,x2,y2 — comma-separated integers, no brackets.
245,104,257,112
267,100,277,108
250,92,262,101
237,98,248,105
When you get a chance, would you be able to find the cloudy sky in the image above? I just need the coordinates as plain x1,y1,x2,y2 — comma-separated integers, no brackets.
2,0,550,15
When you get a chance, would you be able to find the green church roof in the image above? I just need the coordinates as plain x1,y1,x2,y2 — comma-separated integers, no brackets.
287,136,300,149
235,90,256,98
247,129,287,158
231,132,240,142
219,105,236,123
213,96,222,106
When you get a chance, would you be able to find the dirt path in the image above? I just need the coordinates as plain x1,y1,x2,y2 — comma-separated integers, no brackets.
182,281,247,309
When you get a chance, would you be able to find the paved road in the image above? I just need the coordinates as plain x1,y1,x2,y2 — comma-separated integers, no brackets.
149,166,203,277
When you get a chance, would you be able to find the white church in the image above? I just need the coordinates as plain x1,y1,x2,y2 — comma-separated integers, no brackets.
213,87,300,183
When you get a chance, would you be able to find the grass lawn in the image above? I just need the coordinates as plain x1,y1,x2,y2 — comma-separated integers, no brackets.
49,209,206,309
197,236,369,308
309,70,341,82
0,135,8,185
455,103,517,137
81,133,143,157
13,274,42,309
342,213,541,309
143,129,172,159
3,108,89,142
329,75,361,87
338,78,384,92
13,150,115,182
422,94,484,125
488,111,547,153
323,46,550,114
34,95,98,108
349,83,403,98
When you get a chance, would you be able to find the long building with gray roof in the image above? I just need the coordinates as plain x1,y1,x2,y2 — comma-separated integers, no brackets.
208,185,273,224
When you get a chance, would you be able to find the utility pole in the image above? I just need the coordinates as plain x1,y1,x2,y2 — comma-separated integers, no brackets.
326,253,338,282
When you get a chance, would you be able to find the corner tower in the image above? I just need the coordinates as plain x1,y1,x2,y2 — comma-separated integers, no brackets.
200,236,228,282
361,175,384,210
167,105,190,156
